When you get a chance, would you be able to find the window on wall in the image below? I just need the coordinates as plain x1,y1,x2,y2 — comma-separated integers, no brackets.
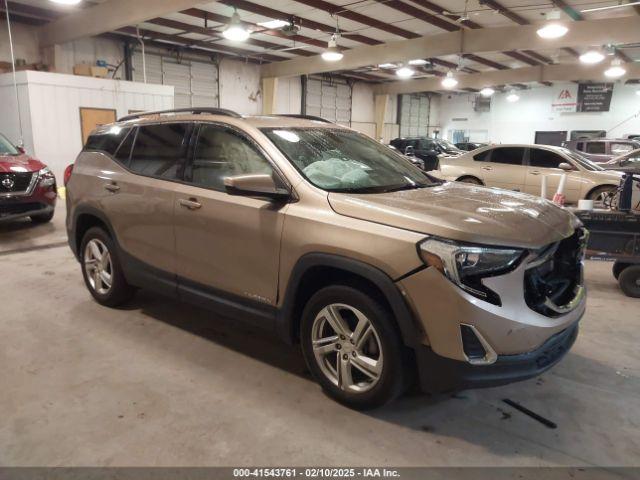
133,51,219,109
304,76,352,125
399,94,430,137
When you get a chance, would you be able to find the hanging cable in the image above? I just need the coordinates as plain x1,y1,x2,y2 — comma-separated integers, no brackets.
136,26,147,83
4,0,24,147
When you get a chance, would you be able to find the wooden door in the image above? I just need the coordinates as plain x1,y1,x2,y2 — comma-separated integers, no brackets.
80,108,117,145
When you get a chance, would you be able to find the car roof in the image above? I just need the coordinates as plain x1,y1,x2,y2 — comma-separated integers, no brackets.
474,144,569,153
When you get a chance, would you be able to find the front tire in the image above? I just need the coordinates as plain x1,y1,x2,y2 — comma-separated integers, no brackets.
588,186,617,208
300,285,407,410
80,227,134,307
619,266,640,298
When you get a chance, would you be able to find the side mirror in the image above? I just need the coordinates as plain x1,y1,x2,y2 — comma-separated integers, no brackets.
224,174,290,201
404,146,415,157
17,145,26,154
426,150,440,157
558,162,574,171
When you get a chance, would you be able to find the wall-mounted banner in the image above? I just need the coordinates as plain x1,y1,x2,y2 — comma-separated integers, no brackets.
577,83,614,112
551,84,578,113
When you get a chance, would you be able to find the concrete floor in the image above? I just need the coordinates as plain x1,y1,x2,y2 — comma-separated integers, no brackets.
1,203,639,467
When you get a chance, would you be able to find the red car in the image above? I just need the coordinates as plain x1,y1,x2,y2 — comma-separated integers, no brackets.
0,133,57,223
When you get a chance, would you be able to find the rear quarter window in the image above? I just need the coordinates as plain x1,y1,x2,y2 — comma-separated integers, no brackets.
84,126,131,156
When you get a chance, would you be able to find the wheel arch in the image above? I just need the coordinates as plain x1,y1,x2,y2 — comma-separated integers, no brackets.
277,253,424,349
456,175,484,185
585,183,617,200
71,206,118,260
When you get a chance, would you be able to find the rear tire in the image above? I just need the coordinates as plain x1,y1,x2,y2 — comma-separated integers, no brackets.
457,176,483,185
31,211,54,223
300,285,407,410
80,227,135,307
618,266,640,298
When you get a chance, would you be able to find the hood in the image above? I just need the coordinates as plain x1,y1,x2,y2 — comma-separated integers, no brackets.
0,154,45,174
328,182,580,249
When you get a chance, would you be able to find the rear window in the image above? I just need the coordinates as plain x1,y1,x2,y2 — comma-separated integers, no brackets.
84,126,131,156
490,147,525,166
586,142,605,154
128,123,190,179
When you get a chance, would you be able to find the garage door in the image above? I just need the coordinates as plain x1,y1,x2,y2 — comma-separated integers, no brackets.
399,94,430,137
133,52,219,109
305,76,351,126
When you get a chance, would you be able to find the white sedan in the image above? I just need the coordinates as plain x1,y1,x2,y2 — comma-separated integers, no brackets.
434,144,623,205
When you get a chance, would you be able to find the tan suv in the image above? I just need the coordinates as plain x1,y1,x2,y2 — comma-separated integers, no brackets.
66,108,586,409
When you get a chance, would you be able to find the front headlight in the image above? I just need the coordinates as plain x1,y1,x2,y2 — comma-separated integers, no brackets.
38,167,56,187
419,237,524,305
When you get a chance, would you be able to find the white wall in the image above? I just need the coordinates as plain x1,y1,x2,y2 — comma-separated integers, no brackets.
0,71,174,179
274,76,302,115
439,83,640,143
55,37,125,78
218,58,262,115
0,21,39,66
351,82,376,137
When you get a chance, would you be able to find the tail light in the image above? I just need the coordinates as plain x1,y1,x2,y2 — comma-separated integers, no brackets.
63,164,74,186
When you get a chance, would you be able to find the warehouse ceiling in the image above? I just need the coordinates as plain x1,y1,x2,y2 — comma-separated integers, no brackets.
2,0,640,87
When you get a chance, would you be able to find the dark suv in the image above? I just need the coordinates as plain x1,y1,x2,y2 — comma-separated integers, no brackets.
389,137,463,171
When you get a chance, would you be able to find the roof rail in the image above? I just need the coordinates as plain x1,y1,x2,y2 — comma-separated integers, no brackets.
118,107,242,122
276,114,333,124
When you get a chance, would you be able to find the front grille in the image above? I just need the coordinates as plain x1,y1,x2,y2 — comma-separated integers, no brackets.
524,228,586,317
0,172,34,193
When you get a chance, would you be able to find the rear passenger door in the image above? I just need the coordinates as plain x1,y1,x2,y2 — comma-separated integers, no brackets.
524,147,581,203
476,147,527,191
173,123,287,311
100,122,192,290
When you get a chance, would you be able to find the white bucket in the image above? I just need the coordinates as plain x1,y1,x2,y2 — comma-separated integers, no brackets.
578,199,594,210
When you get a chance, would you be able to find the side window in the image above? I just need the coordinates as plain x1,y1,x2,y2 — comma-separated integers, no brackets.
114,127,136,165
129,123,190,179
529,148,565,169
187,125,274,191
84,126,130,156
473,150,491,162
489,147,524,166
611,143,634,156
586,142,606,154
576,142,584,151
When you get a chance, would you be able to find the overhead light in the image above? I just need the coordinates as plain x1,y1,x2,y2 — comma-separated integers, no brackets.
537,9,568,39
49,0,82,4
581,1,640,13
480,87,495,97
321,34,343,62
441,71,458,89
408,59,428,66
506,89,520,102
223,9,250,41
637,89,640,96
378,63,397,69
257,19,289,29
396,66,415,78
605,59,626,78
580,49,605,65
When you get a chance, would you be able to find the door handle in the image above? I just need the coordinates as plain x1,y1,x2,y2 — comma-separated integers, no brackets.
104,183,120,193
481,166,492,171
179,198,202,210
530,171,541,176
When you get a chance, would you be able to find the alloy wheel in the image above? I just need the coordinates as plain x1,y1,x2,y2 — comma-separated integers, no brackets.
311,303,383,393
84,239,113,295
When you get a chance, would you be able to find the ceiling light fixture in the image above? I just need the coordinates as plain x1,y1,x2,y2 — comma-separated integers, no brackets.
537,9,568,39
581,1,640,13
408,59,428,66
441,70,458,89
396,66,415,78
49,0,82,4
480,87,495,97
378,63,397,69
604,59,626,78
257,19,289,29
506,89,520,102
579,49,605,65
223,9,250,41
321,34,343,61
